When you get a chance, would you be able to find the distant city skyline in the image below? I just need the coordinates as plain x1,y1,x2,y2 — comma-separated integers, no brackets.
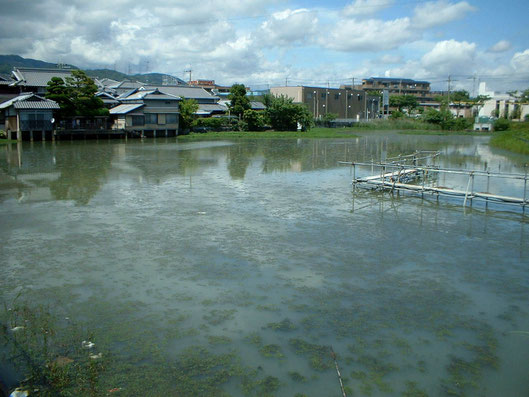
1,0,528,92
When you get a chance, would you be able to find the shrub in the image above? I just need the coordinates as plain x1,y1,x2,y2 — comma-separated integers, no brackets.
243,109,266,131
390,110,405,119
493,118,511,131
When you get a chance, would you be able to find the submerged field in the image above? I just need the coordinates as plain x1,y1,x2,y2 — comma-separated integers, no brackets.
0,133,528,396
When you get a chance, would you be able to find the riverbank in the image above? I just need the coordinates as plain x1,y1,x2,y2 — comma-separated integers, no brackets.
0,139,16,145
398,130,492,136
490,123,529,155
177,127,360,140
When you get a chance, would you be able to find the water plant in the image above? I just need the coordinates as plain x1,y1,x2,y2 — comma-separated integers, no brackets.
265,318,297,331
259,344,284,358
288,371,307,382
289,338,332,371
401,381,429,397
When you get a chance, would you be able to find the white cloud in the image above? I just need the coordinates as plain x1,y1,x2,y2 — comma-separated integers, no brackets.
511,49,529,72
379,54,403,64
488,40,511,53
343,0,394,17
421,39,476,74
413,1,476,29
258,9,318,47
323,17,414,52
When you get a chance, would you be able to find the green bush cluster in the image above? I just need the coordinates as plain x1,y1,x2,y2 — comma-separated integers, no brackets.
493,118,510,131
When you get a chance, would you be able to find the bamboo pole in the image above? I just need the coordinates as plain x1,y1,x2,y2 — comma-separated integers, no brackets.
330,347,347,397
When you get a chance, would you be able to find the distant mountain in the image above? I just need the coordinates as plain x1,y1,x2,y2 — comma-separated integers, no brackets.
0,54,76,75
86,69,187,85
0,55,186,85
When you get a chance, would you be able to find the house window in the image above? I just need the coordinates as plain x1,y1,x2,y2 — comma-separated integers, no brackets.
334,94,340,100
321,93,326,98
145,114,158,124
306,93,313,99
166,114,178,124
131,115,145,126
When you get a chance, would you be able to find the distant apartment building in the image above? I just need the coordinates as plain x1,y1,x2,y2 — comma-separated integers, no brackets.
344,77,436,102
189,80,231,94
270,86,380,120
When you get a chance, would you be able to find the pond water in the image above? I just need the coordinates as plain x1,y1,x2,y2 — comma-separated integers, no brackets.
0,133,528,396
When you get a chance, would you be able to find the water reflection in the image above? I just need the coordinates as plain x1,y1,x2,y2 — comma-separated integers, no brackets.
1,133,528,396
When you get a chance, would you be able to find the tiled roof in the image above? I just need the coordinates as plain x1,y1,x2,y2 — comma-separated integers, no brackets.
250,101,266,110
14,101,60,110
109,103,144,114
143,85,218,100
196,103,227,115
0,93,59,110
121,89,181,101
12,67,74,87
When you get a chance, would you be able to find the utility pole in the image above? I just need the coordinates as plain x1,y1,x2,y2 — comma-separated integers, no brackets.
285,77,288,86
447,75,451,103
185,69,192,84
471,74,477,97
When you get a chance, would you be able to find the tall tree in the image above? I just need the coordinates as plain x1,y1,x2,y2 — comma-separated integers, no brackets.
389,95,418,114
228,84,251,119
264,94,313,131
179,98,199,131
46,70,108,118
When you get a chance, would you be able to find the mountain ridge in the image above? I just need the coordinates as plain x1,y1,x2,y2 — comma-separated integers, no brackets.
0,55,186,85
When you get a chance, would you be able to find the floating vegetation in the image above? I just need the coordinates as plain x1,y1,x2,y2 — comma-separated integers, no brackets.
289,338,332,371
259,344,284,359
265,318,297,331
392,336,412,355
203,309,236,326
241,372,281,397
256,304,280,312
244,332,263,347
288,371,307,382
0,301,106,396
402,381,429,397
349,353,398,395
207,335,232,345
169,346,243,396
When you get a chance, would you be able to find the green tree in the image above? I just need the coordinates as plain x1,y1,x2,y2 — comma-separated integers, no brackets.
45,70,108,118
264,94,313,131
321,113,338,127
228,84,251,119
243,109,265,131
389,95,418,114
179,98,199,131
45,77,74,118
451,90,470,117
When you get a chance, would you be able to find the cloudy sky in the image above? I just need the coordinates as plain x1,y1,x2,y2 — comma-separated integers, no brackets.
1,0,528,92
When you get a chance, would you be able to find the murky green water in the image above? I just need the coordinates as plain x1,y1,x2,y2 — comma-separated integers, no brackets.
1,133,528,396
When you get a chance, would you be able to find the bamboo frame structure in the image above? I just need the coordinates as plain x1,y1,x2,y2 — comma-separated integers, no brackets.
340,152,529,212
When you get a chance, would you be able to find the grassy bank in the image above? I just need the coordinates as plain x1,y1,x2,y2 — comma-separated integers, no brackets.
354,119,441,131
0,139,17,145
490,123,529,155
398,130,492,136
177,127,359,141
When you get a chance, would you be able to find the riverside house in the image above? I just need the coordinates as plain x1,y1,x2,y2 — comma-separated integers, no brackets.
0,93,59,140
109,88,181,137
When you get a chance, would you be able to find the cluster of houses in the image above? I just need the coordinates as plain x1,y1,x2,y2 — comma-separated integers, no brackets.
0,67,265,141
1,66,528,140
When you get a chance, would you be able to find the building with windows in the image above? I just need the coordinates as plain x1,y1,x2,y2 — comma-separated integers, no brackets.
357,77,432,100
270,86,380,121
0,93,60,140
109,88,181,137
